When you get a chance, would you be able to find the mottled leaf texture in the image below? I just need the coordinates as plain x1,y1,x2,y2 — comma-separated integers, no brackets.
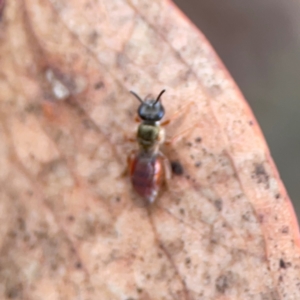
0,1,299,300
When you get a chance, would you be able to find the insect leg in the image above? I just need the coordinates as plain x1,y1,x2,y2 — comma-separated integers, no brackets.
119,150,136,178
158,152,172,187
127,150,136,174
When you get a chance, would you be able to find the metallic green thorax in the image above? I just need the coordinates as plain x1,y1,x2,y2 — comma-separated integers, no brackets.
137,123,160,153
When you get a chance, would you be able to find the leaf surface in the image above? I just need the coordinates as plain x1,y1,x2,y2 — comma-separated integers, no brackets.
0,0,299,299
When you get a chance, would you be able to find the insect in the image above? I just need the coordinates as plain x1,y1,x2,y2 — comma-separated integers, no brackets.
128,90,171,204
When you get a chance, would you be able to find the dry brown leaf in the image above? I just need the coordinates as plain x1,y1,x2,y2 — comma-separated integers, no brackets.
0,0,300,299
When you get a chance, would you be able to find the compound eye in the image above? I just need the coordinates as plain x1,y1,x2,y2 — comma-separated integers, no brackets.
138,101,165,121
154,102,165,120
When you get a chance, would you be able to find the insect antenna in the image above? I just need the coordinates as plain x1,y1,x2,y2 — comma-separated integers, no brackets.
130,91,144,104
154,89,166,104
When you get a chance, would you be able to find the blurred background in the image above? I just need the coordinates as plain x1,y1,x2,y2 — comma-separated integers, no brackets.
174,0,300,218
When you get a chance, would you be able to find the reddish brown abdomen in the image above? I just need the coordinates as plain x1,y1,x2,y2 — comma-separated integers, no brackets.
130,154,163,202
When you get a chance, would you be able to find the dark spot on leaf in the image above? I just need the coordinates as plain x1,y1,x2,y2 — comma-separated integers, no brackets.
165,239,184,255
195,137,202,143
214,199,223,211
88,176,97,185
94,81,104,90
6,285,22,299
235,194,243,200
216,271,234,293
23,234,30,243
281,226,289,234
25,103,41,115
258,214,264,223
88,30,99,44
209,84,222,96
17,217,25,231
181,68,193,81
242,211,251,221
279,259,291,269
26,190,33,196
279,259,286,269
68,215,74,222
185,257,191,267
194,161,201,168
171,160,184,175
82,119,94,129
252,163,269,188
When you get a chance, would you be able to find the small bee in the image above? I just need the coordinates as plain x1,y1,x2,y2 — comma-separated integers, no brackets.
128,90,171,204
